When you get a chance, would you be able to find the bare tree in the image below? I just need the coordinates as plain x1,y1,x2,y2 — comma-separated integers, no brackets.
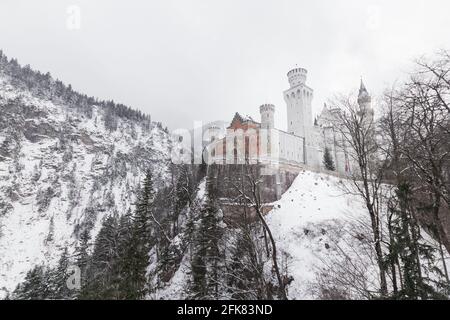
387,59,450,282
332,93,389,296
227,164,288,300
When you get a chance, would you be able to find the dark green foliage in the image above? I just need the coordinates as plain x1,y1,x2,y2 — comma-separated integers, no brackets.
80,215,120,299
12,247,76,300
13,265,50,300
74,228,91,294
75,170,158,300
48,247,73,299
189,168,225,299
227,226,268,300
114,170,156,299
386,183,447,299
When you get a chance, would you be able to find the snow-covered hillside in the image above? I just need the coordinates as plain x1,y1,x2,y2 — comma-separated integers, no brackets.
266,170,371,299
0,73,172,298
147,170,376,300
267,170,450,299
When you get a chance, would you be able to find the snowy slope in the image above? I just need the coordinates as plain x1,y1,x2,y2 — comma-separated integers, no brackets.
0,74,172,298
148,170,374,300
266,170,450,299
266,170,373,299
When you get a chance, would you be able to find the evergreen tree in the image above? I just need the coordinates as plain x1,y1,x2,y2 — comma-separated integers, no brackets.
227,224,268,300
190,167,225,299
114,209,133,298
173,165,193,235
81,215,120,299
118,170,156,299
13,265,50,300
323,147,336,171
74,229,91,296
49,247,73,299
386,183,445,299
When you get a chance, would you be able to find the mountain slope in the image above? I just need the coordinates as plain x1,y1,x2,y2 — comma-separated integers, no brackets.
266,170,449,299
153,169,449,300
153,170,371,299
0,57,172,298
266,170,369,299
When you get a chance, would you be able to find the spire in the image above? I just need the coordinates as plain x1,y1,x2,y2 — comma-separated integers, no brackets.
358,78,371,105
359,78,367,95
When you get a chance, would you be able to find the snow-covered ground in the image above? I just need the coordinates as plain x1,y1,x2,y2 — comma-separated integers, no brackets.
266,170,371,299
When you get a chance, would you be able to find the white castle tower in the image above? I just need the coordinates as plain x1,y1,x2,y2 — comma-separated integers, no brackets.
283,68,313,138
259,103,275,129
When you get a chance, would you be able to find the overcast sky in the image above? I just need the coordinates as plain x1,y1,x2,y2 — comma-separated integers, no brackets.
1,0,449,130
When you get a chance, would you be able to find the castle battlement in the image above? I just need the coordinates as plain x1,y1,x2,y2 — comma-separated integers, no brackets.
259,103,275,113
287,68,308,87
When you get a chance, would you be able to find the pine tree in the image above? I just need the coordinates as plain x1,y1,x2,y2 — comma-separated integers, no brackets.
116,209,135,299
49,247,73,299
323,147,336,171
13,265,50,300
190,168,225,299
386,183,444,299
74,229,91,296
173,165,193,235
81,215,120,299
119,170,156,299
227,224,268,300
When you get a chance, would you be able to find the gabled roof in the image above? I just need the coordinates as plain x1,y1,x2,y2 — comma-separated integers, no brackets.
230,112,244,125
228,112,260,128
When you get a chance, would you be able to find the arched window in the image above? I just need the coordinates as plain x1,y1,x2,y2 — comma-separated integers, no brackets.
245,136,250,161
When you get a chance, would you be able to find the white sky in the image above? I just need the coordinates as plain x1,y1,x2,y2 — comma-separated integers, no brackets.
1,0,449,130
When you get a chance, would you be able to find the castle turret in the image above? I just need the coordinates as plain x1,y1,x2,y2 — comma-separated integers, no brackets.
205,125,222,143
357,79,374,122
260,104,275,129
283,67,313,138
358,79,371,109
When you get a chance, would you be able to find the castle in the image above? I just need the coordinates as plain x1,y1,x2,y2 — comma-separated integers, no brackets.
204,67,374,176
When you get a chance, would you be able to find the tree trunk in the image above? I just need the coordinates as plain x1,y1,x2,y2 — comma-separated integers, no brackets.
256,208,288,300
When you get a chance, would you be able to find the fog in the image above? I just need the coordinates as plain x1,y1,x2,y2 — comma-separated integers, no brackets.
1,0,449,130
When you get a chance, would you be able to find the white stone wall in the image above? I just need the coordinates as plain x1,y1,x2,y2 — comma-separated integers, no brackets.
277,130,305,164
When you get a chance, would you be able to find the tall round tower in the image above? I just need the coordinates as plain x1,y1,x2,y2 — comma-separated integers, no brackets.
283,67,313,138
260,104,275,129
